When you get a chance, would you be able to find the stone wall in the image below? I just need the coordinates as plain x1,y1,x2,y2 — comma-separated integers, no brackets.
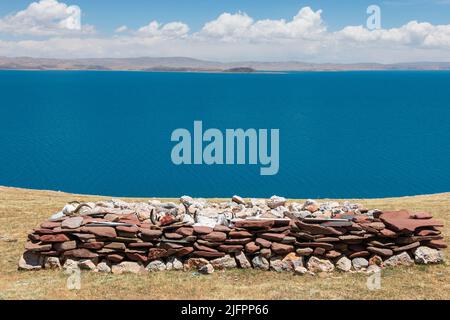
18,197,446,274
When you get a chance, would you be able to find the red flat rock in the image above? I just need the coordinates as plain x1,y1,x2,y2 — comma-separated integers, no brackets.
126,252,148,263
295,221,342,235
233,220,274,230
426,239,447,249
191,250,226,259
176,227,194,237
40,234,70,243
164,232,184,240
367,246,393,257
128,242,154,248
271,242,294,255
107,254,124,263
259,233,285,242
63,248,98,259
139,229,162,239
116,225,139,233
379,228,397,238
194,243,219,253
380,210,443,233
224,238,253,245
174,247,194,256
193,226,213,234
148,248,168,260
213,225,231,233
40,221,61,229
416,229,441,236
255,238,272,248
80,241,104,250
81,226,117,238
229,230,253,238
245,242,260,254
218,245,244,253
410,212,433,219
202,231,227,242
349,251,370,258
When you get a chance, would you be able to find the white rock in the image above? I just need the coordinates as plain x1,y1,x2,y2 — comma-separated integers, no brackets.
198,263,214,274
146,259,167,272
210,255,237,270
232,195,245,205
112,261,144,274
269,257,293,272
79,259,96,271
414,246,444,264
252,255,270,270
352,258,369,270
166,256,183,270
294,266,308,275
266,195,287,209
96,262,112,273
336,256,352,272
63,259,79,271
384,252,414,267
44,257,61,270
307,257,334,273
235,252,252,269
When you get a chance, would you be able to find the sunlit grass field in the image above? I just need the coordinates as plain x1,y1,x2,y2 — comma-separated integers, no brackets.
0,186,448,300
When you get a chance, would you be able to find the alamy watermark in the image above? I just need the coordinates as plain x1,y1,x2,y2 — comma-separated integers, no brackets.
170,121,279,175
367,4,381,30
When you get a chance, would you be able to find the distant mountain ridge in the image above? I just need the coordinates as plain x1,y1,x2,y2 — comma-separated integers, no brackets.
1,56,450,72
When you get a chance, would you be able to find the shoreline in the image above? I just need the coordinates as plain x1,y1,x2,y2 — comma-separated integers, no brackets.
2,68,450,74
1,185,449,201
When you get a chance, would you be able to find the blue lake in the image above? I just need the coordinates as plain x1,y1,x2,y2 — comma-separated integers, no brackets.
0,70,449,198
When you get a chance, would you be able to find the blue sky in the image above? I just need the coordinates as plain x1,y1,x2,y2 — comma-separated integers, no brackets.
1,0,450,34
1,0,450,62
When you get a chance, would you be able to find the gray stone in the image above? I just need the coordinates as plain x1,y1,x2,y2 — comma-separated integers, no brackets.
336,256,352,272
166,256,183,270
307,256,334,273
384,252,414,267
198,263,214,274
267,195,286,209
79,259,96,271
294,266,308,275
352,257,369,270
112,261,144,274
44,257,61,270
252,255,270,270
210,255,237,270
18,252,43,271
232,195,245,205
146,259,167,272
63,258,79,270
414,246,444,264
61,216,84,229
269,257,293,272
235,251,252,269
96,262,112,273
293,210,312,219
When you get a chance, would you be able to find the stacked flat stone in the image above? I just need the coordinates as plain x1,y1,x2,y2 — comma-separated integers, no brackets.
18,198,446,274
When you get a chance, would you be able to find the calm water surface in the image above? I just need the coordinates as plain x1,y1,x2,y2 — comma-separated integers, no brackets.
0,70,449,198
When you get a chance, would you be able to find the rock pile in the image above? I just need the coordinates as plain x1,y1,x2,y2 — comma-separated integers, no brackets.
19,196,446,274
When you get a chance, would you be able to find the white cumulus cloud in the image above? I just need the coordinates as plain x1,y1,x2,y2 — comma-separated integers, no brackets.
0,0,93,36
196,7,326,41
137,21,189,38
1,3,450,63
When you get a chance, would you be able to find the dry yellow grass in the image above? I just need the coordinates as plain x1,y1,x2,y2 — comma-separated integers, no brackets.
0,186,449,300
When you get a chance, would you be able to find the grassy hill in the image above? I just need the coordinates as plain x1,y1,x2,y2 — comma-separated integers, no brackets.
0,186,449,300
